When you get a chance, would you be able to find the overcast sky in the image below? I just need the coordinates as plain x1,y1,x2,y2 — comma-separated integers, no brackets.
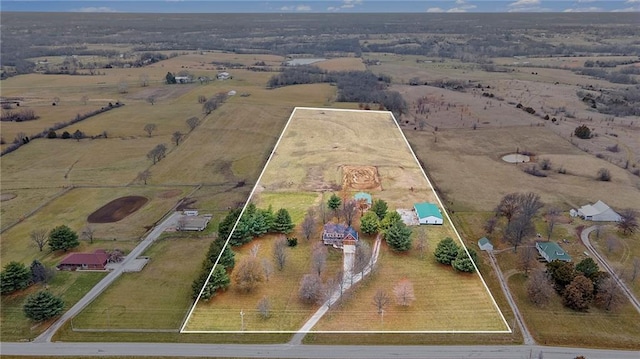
1,0,639,13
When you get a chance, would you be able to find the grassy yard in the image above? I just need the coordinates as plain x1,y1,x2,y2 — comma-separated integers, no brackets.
71,236,211,330
590,225,640,298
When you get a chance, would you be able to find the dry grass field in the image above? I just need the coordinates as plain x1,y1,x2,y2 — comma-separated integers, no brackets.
185,108,508,332
315,57,367,72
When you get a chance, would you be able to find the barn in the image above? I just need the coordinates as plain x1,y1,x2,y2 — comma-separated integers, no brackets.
576,200,621,222
414,202,443,225
57,250,109,271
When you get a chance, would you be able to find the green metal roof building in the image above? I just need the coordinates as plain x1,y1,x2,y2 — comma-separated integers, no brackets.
535,241,572,262
354,192,372,205
414,202,443,225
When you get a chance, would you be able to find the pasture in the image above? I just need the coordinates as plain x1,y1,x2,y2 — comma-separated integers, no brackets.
185,108,508,332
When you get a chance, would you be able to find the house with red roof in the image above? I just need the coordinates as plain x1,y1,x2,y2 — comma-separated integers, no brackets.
57,250,109,271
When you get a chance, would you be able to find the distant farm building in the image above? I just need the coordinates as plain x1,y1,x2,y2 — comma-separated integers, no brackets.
322,223,359,249
536,241,572,263
572,200,621,222
178,214,212,231
217,72,231,80
478,237,494,251
414,202,443,225
174,76,193,84
57,250,109,271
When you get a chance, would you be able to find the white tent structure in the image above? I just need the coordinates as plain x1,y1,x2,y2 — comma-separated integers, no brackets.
576,200,621,222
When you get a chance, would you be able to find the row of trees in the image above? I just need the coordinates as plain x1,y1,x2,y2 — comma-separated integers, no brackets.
433,237,478,273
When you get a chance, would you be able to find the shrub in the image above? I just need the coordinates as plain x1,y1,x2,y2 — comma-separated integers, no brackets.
23,291,64,321
287,237,298,247
574,125,591,139
597,168,611,181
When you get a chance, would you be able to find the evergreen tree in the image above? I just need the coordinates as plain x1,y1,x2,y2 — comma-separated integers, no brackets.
207,239,235,269
200,265,230,301
380,210,402,231
452,248,477,273
165,71,177,84
272,208,294,234
23,291,64,321
218,208,241,241
1,261,32,294
229,215,252,246
576,257,599,280
48,225,79,252
360,211,380,235
371,199,388,220
434,237,460,265
327,193,342,218
30,260,51,284
384,221,412,251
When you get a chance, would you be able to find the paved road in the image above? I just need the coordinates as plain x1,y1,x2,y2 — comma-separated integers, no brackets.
2,342,639,359
34,212,182,343
487,251,535,345
580,225,640,313
288,235,382,345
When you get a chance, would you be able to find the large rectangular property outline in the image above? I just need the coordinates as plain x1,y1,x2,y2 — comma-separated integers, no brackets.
180,107,512,334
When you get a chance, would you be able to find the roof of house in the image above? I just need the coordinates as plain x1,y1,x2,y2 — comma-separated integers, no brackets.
323,223,358,240
536,241,572,262
59,250,109,266
478,237,491,246
354,192,372,204
414,202,442,219
578,200,612,217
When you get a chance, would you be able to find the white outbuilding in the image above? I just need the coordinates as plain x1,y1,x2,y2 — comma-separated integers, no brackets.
576,200,621,222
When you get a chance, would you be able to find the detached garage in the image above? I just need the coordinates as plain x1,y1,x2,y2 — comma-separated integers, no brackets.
414,202,444,225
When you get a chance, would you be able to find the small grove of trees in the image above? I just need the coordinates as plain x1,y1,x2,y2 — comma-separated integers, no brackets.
191,237,235,301
433,237,477,273
217,204,295,248
48,225,79,252
147,143,167,164
495,192,544,252
23,291,64,322
544,258,624,312
202,92,228,115
526,269,554,307
574,124,592,139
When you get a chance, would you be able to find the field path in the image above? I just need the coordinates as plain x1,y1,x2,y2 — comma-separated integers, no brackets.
34,211,182,343
288,234,382,345
580,225,640,314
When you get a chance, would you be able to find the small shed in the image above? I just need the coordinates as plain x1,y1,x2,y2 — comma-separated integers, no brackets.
57,250,109,271
478,237,493,251
414,202,443,225
536,241,572,262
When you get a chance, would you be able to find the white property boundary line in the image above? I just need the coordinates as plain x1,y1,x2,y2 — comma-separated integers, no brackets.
181,107,511,334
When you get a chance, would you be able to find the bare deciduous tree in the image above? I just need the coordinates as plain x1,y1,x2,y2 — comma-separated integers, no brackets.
257,296,271,319
617,209,639,235
172,131,183,146
186,116,200,132
249,243,261,258
495,193,521,224
139,73,150,87
393,279,415,307
232,256,265,293
311,243,328,276
517,246,537,275
504,214,534,252
545,207,560,240
80,95,89,105
353,240,372,276
484,216,498,235
373,289,390,314
118,79,129,94
273,236,288,271
342,199,357,227
147,143,167,164
136,169,151,185
527,270,553,307
30,229,49,252
301,209,316,241
143,123,157,137
81,226,95,244
262,258,273,282
146,96,156,105
594,277,624,312
298,273,323,304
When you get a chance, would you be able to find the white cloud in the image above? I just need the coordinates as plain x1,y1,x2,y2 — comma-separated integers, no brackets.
455,0,468,4
426,7,445,13
563,6,603,12
509,0,540,7
611,5,640,11
73,7,117,13
625,0,640,3
448,4,477,12
281,5,312,12
576,0,596,3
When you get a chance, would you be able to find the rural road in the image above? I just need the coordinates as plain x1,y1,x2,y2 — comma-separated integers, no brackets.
580,225,640,313
2,342,639,359
288,235,382,345
33,212,182,343
487,251,535,345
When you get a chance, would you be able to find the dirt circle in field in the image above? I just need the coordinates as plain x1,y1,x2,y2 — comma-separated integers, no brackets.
502,153,530,164
342,165,382,191
1,193,17,202
87,196,149,223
